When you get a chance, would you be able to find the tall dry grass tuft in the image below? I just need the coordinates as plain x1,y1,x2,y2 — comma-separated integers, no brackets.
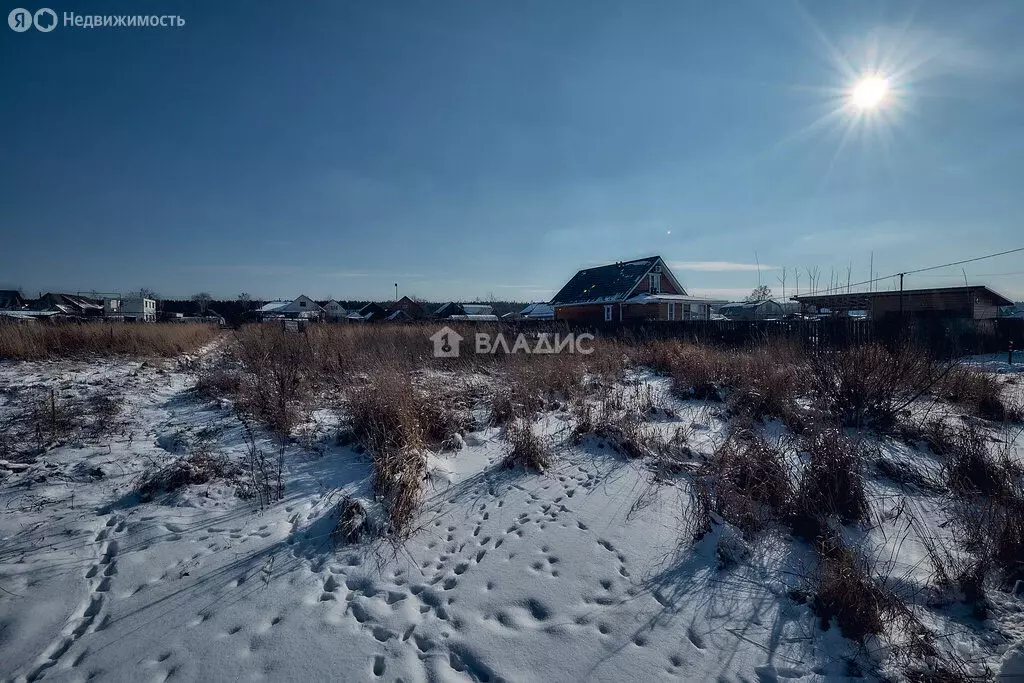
697,430,793,536
0,321,219,360
344,371,470,535
809,344,932,430
793,429,869,536
502,419,551,471
232,325,317,433
938,365,1017,422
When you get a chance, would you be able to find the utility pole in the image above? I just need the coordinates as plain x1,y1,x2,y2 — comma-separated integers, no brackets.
394,283,398,301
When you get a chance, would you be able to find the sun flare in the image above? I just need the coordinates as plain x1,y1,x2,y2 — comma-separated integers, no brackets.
851,76,889,110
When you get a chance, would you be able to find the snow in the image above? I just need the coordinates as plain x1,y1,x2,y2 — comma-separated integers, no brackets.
1,352,1022,682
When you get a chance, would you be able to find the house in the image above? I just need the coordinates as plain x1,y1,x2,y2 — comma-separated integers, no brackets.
791,286,1015,320
387,296,426,320
0,290,26,310
322,300,348,321
120,297,157,322
434,303,495,318
35,293,104,317
257,300,291,320
386,309,413,322
257,295,323,321
355,302,388,322
549,256,713,323
719,300,786,321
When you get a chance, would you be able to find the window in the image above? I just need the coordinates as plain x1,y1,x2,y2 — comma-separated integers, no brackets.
667,303,676,321
648,272,661,293
683,303,691,316
299,300,307,307
604,304,613,322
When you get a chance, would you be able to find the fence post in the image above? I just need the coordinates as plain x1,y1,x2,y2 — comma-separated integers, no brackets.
1010,340,1015,365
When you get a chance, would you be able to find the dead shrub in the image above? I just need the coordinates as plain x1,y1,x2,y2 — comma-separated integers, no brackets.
332,497,375,544
233,325,315,433
701,431,793,535
806,537,893,642
943,422,1009,496
939,366,1014,422
345,372,442,536
572,393,656,459
670,346,727,401
137,452,237,501
794,429,868,534
810,344,931,430
502,419,550,471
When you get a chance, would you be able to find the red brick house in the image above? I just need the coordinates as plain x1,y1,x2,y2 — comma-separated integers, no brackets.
550,256,714,324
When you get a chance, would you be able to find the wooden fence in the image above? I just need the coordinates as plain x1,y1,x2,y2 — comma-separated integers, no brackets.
496,317,1023,358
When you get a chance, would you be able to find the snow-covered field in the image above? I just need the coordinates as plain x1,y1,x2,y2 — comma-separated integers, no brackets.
1,347,1023,682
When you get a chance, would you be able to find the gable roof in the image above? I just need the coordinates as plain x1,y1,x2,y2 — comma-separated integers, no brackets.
549,256,686,306
0,290,25,310
258,300,291,313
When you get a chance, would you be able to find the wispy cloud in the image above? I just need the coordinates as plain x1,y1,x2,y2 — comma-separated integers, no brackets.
670,261,779,272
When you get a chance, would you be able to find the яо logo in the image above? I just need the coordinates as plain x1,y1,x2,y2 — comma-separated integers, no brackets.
8,8,57,32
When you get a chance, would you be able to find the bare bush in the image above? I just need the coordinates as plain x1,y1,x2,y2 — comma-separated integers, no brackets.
810,344,931,430
805,536,894,642
939,365,1016,422
699,431,793,536
942,422,1009,496
137,452,237,501
333,497,375,544
502,419,550,471
233,325,314,433
0,321,219,360
794,429,869,535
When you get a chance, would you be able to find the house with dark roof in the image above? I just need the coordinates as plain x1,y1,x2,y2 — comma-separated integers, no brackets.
549,256,714,323
0,290,26,310
35,293,104,317
434,302,495,318
387,296,426,320
355,302,388,322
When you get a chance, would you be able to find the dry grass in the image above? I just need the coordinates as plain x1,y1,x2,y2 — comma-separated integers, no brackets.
344,372,470,535
804,536,895,642
137,452,237,501
502,419,551,471
697,430,793,536
809,344,933,431
0,321,219,360
938,365,1019,422
793,429,869,536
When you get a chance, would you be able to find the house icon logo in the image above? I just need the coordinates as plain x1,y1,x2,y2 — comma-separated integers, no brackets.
429,326,463,358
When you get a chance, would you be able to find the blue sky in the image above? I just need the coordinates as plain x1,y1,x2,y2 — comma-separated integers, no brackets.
2,0,1023,302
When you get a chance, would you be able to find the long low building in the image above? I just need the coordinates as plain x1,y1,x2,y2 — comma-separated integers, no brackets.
792,285,1014,320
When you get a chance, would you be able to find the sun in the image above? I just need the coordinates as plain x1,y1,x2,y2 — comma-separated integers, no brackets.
850,75,889,110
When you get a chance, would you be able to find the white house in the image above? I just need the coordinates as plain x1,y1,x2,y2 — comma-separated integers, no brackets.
121,297,157,322
323,299,348,321
258,295,324,320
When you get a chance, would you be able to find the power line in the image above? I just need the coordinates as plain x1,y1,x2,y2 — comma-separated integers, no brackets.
798,245,1024,295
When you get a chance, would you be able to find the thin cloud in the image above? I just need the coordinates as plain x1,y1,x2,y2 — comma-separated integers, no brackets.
671,261,779,272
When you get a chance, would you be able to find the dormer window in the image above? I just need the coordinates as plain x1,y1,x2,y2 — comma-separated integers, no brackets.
648,272,661,293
